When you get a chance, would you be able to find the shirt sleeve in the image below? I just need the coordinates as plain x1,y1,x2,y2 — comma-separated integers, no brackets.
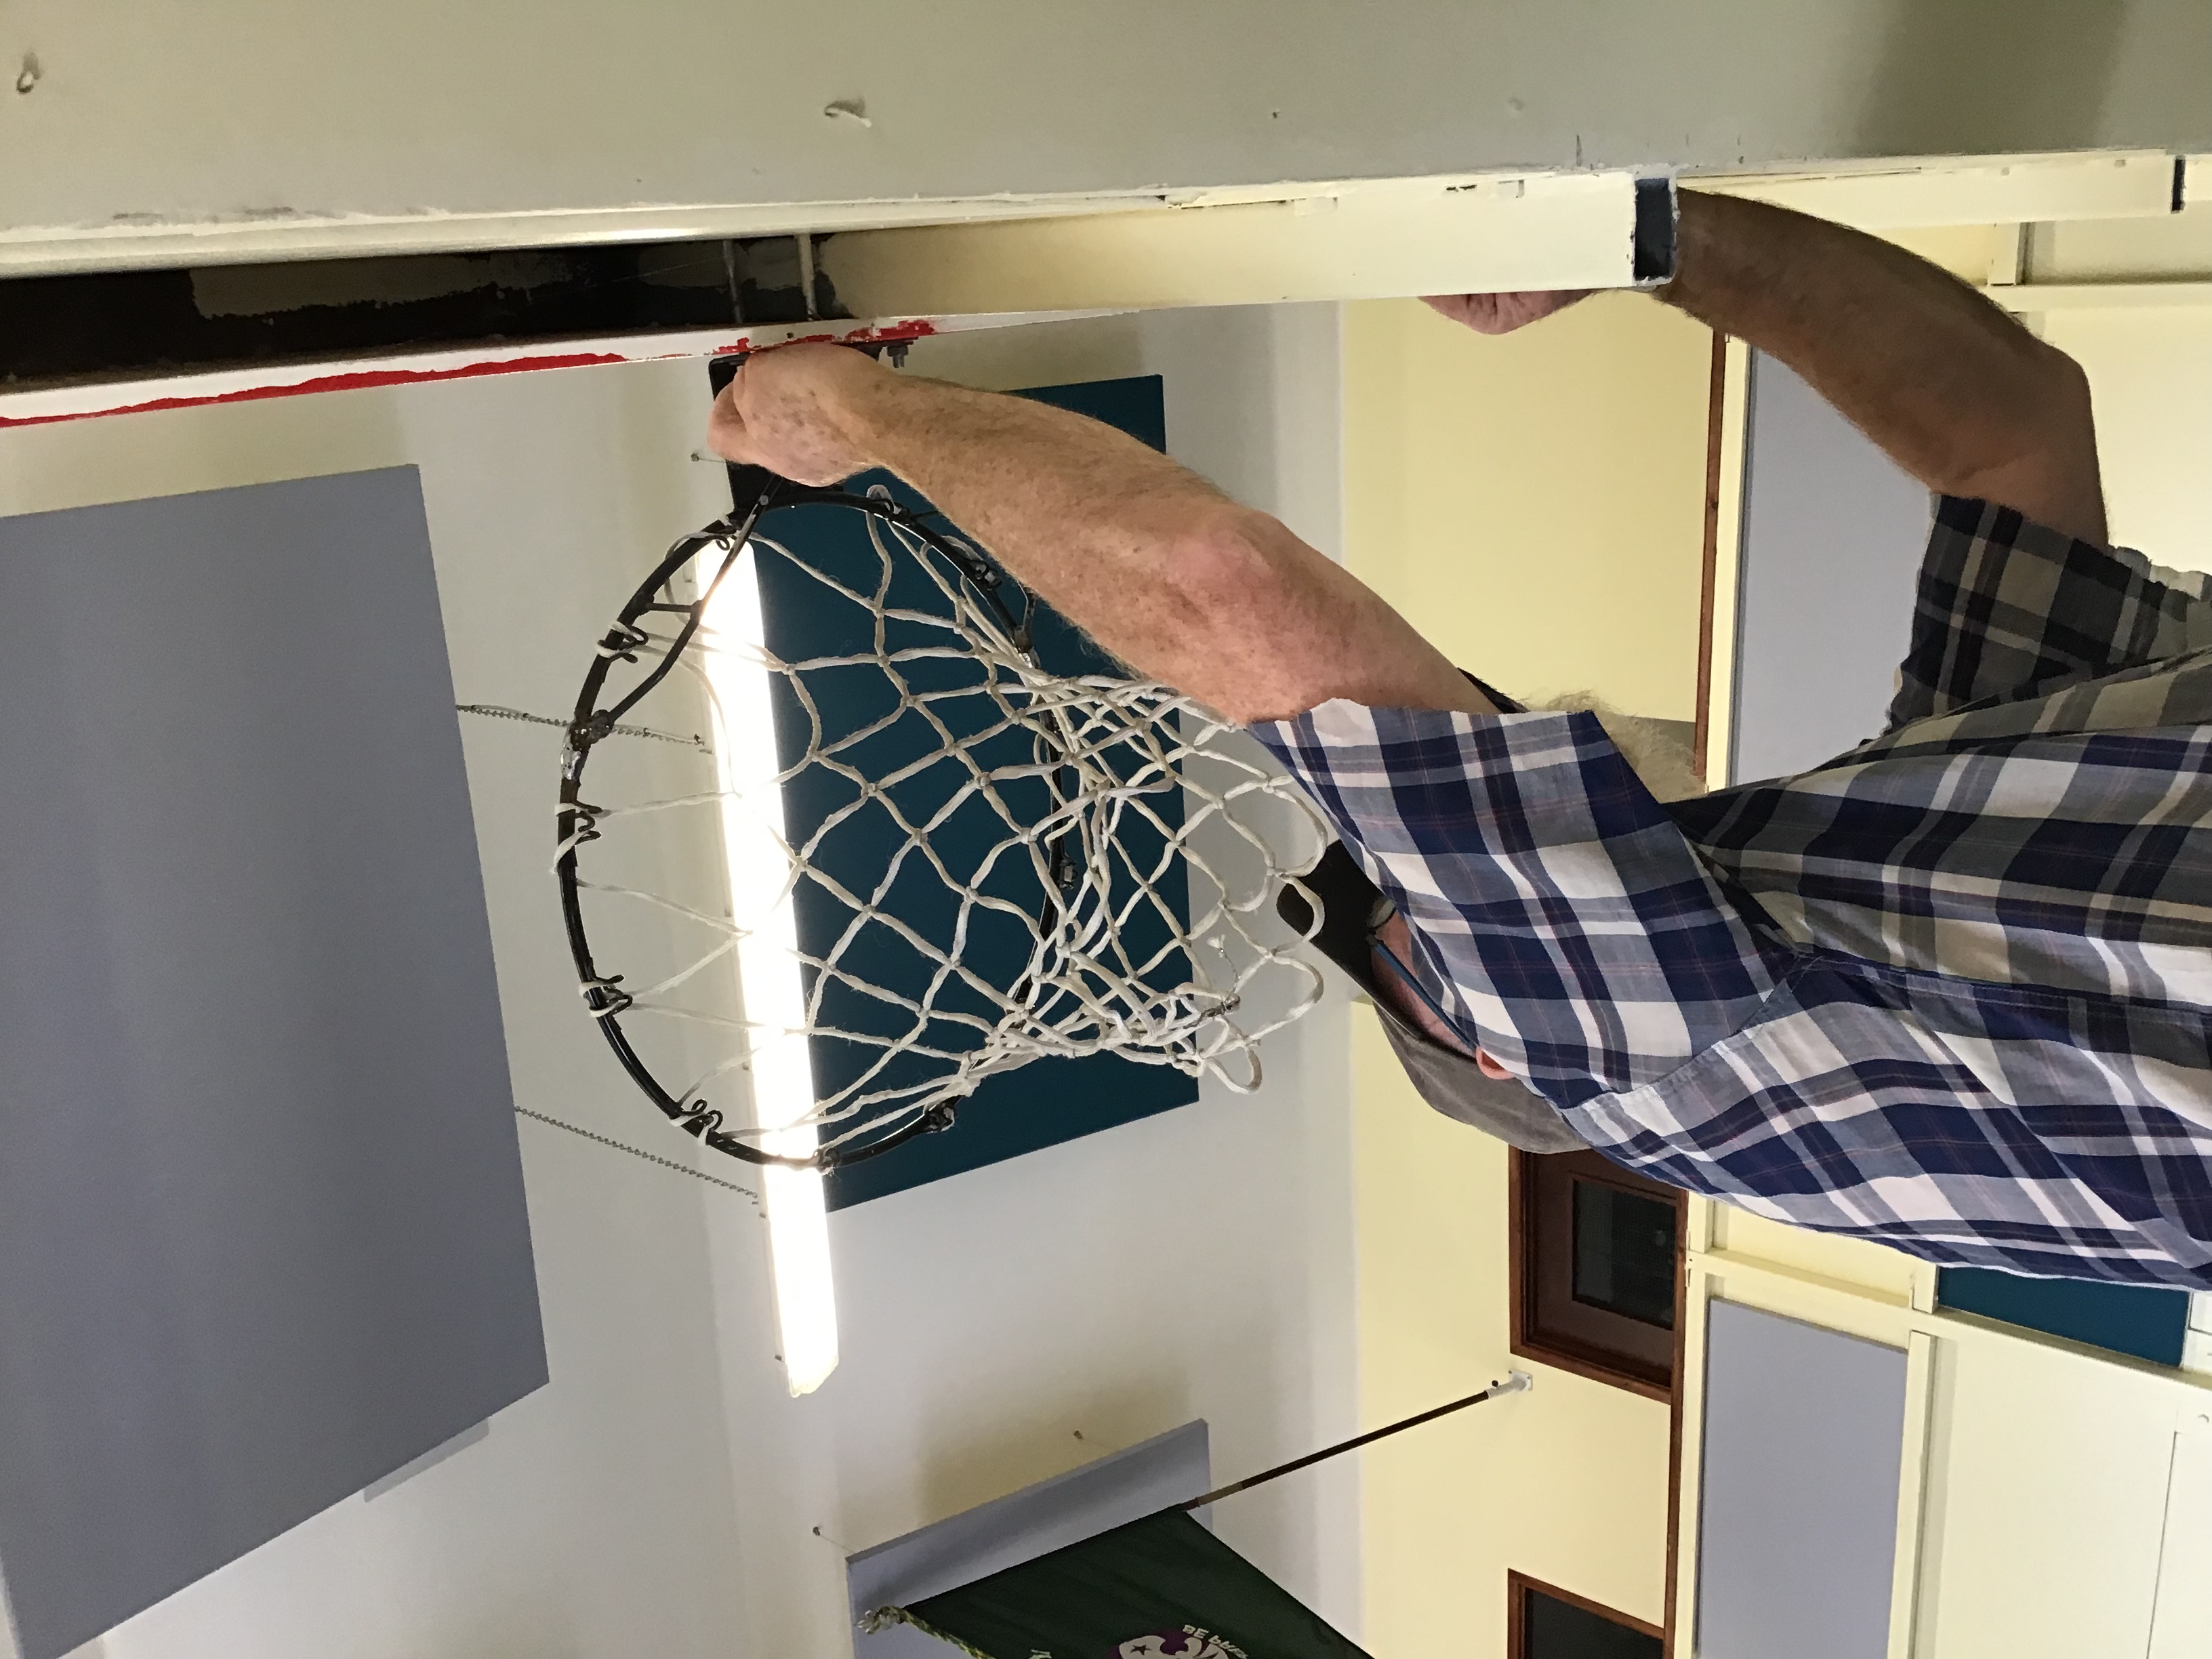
1887,495,2212,729
1250,699,1781,1109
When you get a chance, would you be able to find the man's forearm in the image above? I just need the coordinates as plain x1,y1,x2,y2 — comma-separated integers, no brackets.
832,371,1258,690
838,370,1232,630
826,369,1494,720
1661,191,2106,541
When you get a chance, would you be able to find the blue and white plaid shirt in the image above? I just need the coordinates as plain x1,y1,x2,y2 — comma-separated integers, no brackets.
1255,498,2212,1287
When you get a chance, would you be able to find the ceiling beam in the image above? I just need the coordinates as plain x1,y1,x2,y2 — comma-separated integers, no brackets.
817,171,1665,318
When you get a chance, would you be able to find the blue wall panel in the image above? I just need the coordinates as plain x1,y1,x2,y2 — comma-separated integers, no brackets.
1937,1268,2188,1368
741,376,1202,1209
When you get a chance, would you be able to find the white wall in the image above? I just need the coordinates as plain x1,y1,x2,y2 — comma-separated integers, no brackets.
1685,1206,2212,1659
5,1,2211,270
0,307,1360,1657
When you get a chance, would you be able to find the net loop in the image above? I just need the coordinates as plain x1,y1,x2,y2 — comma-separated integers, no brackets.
596,621,651,663
579,975,633,1018
556,801,605,861
676,1104,725,1140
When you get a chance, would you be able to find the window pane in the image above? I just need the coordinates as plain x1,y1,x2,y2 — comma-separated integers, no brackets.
1571,1181,1677,1329
1524,1587,1664,1659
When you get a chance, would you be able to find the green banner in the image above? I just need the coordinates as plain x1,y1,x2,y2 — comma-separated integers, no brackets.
865,1507,1372,1659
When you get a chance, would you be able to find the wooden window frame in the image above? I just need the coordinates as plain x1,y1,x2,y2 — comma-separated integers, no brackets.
1509,1146,1687,1403
1508,1570,1666,1659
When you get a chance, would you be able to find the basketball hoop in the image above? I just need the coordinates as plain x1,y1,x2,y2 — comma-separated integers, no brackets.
556,472,1328,1172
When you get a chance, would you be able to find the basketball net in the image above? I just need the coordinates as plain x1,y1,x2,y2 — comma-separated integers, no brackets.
557,489,1328,1170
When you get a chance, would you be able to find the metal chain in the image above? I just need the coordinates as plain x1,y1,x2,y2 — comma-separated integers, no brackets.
513,1105,760,1206
457,702,709,753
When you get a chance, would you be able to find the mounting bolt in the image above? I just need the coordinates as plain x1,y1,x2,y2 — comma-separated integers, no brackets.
15,52,39,94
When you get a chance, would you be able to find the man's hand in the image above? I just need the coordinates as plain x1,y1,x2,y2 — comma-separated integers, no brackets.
1422,290,1591,335
705,344,893,485
699,342,1495,724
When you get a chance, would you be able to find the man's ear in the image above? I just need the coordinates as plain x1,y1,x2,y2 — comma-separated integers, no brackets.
1474,1048,1514,1082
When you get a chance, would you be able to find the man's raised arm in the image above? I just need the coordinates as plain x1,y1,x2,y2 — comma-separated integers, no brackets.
705,346,1494,724
1431,190,2108,544
1666,192,2106,542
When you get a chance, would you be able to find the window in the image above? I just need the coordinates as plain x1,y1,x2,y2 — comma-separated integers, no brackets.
1512,1147,1685,1397
1509,1572,1664,1659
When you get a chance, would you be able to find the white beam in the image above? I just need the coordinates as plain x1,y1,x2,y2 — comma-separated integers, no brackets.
1885,1331,1937,1659
1692,150,2183,230
0,193,1171,281
818,171,1656,319
7,1,2211,278
1988,280,2212,312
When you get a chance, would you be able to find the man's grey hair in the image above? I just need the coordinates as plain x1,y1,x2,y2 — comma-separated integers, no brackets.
1534,693,1707,802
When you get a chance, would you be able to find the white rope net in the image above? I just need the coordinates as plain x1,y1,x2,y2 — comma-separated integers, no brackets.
562,495,1328,1162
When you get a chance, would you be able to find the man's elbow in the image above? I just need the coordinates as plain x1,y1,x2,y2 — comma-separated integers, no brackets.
1166,506,1294,618
2024,343,2097,456
1944,344,2107,543
1159,506,1337,724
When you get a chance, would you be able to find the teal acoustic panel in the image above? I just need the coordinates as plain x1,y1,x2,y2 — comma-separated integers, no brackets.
1937,1268,2188,1368
733,377,1201,1210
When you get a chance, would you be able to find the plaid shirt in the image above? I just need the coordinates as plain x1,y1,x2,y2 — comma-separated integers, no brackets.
1255,498,2212,1287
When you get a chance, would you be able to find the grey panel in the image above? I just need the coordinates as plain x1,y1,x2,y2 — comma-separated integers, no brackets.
1697,1300,1908,1659
0,470,546,1659
847,1421,1211,1659
1732,351,1933,784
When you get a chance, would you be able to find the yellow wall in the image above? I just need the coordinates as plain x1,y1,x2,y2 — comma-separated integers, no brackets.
1343,292,1714,1653
1345,202,2212,1659
1908,212,2212,1659
2042,304,2212,575
1342,291,1714,720
1673,203,2212,1659
2025,203,2212,573
1353,1013,1673,1654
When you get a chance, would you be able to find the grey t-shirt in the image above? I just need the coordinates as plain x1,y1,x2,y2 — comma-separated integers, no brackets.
1279,817,1584,1153
1366,989,1588,1153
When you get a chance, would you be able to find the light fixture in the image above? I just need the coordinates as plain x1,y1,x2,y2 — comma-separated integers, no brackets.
706,552,839,1397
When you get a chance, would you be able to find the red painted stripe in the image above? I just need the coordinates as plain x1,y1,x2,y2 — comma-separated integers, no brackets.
0,317,946,430
0,351,634,429
741,319,943,349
